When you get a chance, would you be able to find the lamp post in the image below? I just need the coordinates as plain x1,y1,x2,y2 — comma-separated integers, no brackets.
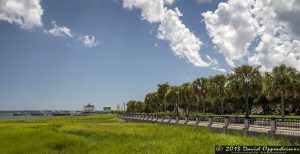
176,91,179,116
146,97,150,113
202,89,206,116
244,75,250,119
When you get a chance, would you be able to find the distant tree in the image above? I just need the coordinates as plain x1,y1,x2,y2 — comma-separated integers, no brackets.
135,101,145,112
179,83,198,115
165,86,181,115
209,75,227,116
126,100,136,113
227,65,262,119
193,77,209,114
270,64,297,117
157,83,170,112
144,92,160,112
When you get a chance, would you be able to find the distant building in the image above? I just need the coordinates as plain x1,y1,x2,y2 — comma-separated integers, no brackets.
103,106,111,113
84,104,95,113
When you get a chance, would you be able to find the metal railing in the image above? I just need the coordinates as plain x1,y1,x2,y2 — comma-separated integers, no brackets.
118,113,300,136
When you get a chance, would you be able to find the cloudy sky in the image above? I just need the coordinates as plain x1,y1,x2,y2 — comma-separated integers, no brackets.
0,0,299,110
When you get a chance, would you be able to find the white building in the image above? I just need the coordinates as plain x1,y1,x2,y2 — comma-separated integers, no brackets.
84,104,95,113
103,106,111,113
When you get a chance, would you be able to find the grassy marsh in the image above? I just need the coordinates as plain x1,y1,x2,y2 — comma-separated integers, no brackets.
0,114,291,154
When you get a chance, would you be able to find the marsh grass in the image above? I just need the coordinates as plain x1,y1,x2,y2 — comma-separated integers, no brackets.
0,114,291,154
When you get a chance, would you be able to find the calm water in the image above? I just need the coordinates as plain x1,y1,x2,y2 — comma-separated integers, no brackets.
0,115,53,119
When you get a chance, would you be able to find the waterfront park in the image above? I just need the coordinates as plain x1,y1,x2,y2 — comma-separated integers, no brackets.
1,64,300,154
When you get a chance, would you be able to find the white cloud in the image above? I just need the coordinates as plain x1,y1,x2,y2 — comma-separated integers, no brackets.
0,0,43,29
44,21,72,38
203,0,300,71
197,0,212,4
211,66,226,72
248,0,300,71
202,0,258,67
157,8,211,67
79,35,99,47
44,21,99,48
123,0,165,23
123,0,212,67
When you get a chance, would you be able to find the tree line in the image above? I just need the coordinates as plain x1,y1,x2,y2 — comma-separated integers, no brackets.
126,64,300,118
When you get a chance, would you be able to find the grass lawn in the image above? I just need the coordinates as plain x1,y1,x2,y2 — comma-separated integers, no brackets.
0,114,292,154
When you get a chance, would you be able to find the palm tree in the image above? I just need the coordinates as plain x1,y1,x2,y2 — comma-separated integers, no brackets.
271,64,297,118
127,100,137,113
136,101,146,113
165,86,180,116
209,75,227,116
227,65,262,119
179,83,198,115
193,77,209,115
144,92,160,112
157,83,170,112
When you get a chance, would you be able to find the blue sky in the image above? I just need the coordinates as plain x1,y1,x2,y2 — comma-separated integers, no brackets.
0,0,299,110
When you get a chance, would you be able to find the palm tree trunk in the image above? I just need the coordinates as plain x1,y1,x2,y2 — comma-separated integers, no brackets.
281,90,285,118
221,98,224,116
202,95,205,115
245,82,250,119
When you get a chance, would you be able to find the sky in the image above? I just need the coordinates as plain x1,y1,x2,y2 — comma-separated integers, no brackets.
0,0,300,110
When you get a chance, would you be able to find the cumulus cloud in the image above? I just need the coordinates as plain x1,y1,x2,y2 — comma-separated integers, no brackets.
197,0,212,4
203,0,300,71
248,0,300,71
123,0,165,23
44,21,99,48
44,21,72,38
202,0,258,67
78,35,99,47
0,0,43,29
123,0,212,67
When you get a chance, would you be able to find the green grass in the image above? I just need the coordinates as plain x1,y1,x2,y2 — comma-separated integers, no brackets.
0,114,292,154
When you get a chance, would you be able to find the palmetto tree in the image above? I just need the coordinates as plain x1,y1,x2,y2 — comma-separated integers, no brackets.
179,83,198,115
165,86,180,116
227,65,262,119
209,75,227,116
193,77,209,115
144,92,160,113
157,83,170,112
271,64,297,118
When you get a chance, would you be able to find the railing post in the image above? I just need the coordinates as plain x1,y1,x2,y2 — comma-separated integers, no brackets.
268,117,277,137
224,116,229,128
155,115,159,122
161,115,165,123
175,116,179,124
207,116,213,127
124,114,128,122
184,115,189,124
195,116,199,126
224,116,229,133
141,113,144,120
244,118,250,135
167,115,171,123
150,114,153,121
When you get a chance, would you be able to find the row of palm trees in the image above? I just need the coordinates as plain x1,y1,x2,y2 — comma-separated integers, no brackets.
126,64,300,118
